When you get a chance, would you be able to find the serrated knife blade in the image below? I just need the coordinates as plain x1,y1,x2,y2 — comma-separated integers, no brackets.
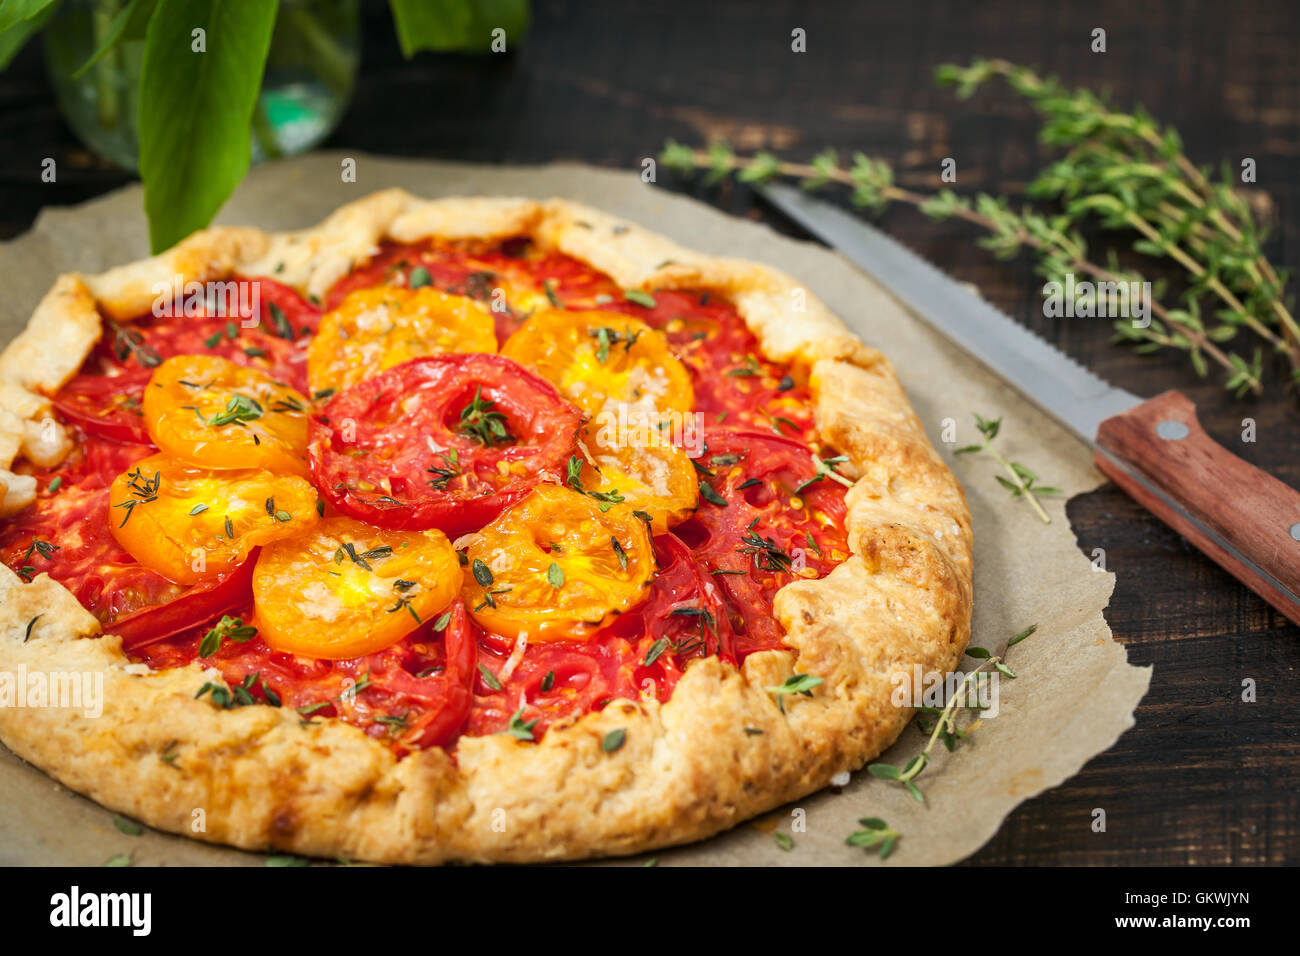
756,182,1140,445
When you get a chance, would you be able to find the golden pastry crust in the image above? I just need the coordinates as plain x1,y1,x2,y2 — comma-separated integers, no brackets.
0,191,971,864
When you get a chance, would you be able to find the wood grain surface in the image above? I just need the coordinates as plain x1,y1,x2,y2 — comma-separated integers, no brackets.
1,0,1296,865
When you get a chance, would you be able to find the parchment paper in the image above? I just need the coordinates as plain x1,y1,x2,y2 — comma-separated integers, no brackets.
0,154,1151,866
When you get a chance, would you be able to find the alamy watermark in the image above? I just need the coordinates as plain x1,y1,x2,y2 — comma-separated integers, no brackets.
591,406,705,459
1043,273,1151,328
0,666,103,718
151,276,261,326
891,665,1001,718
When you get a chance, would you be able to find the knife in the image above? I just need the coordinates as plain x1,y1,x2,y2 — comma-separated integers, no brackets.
758,182,1300,627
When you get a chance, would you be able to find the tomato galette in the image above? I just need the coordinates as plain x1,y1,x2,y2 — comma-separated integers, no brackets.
0,192,971,864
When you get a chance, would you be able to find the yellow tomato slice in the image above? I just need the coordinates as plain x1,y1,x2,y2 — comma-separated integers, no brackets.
142,355,311,478
308,286,498,394
253,516,463,659
463,483,654,641
576,426,699,532
108,452,319,585
500,308,694,419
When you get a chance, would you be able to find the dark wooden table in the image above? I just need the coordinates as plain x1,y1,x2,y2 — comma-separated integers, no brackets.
2,0,1297,865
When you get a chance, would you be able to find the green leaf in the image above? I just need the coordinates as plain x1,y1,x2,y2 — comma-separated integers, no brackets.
265,854,309,867
0,0,58,70
138,0,279,253
867,763,900,780
113,815,143,836
643,637,669,667
1008,623,1037,646
601,728,626,752
623,289,657,308
0,0,58,34
389,0,531,57
72,0,160,78
699,481,727,507
505,707,538,741
546,562,564,588
477,664,503,692
104,853,133,867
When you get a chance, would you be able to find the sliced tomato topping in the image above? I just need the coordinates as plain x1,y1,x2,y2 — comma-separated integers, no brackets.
14,234,863,755
463,483,655,641
322,240,624,343
108,452,318,585
582,289,817,436
501,308,694,418
111,555,256,652
673,428,851,653
603,531,737,669
136,599,478,752
252,516,463,660
0,438,181,621
142,355,312,478
576,425,699,531
308,353,584,535
52,368,155,444
307,286,497,394
502,308,699,530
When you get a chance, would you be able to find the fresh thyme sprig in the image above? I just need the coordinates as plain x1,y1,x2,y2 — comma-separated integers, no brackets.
953,415,1059,523
845,817,901,860
113,466,161,527
109,322,162,369
938,58,1298,382
458,387,513,447
565,455,626,511
867,624,1036,803
660,91,1277,398
198,615,258,658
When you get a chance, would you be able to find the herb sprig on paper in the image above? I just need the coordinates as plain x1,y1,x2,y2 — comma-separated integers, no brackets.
954,414,1059,523
867,624,1036,804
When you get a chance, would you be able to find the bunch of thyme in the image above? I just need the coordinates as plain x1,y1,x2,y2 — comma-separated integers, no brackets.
937,58,1296,385
660,61,1287,398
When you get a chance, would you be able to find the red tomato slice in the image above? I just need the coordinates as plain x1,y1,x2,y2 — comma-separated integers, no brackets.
405,600,476,748
131,598,477,753
111,554,257,652
52,368,154,444
673,427,851,653
309,354,585,535
605,531,737,664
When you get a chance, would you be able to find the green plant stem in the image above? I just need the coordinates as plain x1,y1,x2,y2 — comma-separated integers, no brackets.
1120,207,1293,361
984,445,1051,523
1151,199,1300,355
668,147,1258,395
92,0,122,130
1054,141,1297,348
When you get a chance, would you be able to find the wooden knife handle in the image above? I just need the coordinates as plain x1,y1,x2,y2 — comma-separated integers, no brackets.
1094,390,1300,627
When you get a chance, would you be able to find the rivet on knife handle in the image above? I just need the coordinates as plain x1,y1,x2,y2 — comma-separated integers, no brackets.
1093,390,1300,626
